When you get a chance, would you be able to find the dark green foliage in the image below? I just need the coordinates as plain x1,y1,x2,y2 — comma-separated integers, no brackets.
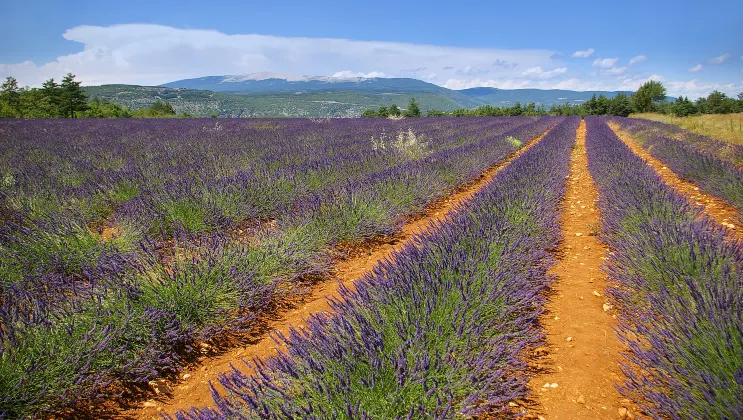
403,97,421,117
389,104,402,116
1,77,21,117
426,109,447,117
608,93,632,117
631,80,666,112
83,98,132,118
60,73,88,118
672,96,697,117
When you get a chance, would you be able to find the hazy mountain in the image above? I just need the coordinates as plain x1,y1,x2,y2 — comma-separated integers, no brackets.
83,73,642,117
458,87,634,105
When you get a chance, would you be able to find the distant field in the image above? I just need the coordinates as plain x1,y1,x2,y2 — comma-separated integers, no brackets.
632,112,743,145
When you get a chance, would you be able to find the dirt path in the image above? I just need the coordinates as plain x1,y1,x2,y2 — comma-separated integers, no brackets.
527,121,633,420
610,123,741,240
132,128,555,419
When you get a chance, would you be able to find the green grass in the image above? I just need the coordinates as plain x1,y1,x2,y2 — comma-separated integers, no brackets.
632,112,743,145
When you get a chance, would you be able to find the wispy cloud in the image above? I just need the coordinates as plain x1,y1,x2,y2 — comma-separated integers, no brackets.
1,23,737,102
571,48,595,58
332,70,387,78
521,66,568,79
689,64,703,72
492,59,518,69
629,55,647,65
0,24,555,87
606,66,628,75
710,53,730,64
592,58,619,69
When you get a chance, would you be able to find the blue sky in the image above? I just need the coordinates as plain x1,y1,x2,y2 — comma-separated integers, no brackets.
2,0,742,98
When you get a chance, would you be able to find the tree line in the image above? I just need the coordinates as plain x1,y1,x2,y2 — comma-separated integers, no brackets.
362,81,743,118
0,75,193,118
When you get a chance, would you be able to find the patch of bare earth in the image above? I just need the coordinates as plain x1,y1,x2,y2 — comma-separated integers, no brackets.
610,123,742,241
527,121,635,420
131,128,556,419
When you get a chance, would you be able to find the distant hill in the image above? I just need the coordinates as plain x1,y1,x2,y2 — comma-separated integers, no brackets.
458,87,634,106
83,73,642,117
82,84,468,118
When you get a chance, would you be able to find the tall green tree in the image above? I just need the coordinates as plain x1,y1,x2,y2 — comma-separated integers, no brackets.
403,97,421,117
608,93,632,117
596,94,611,115
41,78,63,117
631,80,666,112
705,90,735,114
60,73,88,117
1,77,21,117
388,104,401,116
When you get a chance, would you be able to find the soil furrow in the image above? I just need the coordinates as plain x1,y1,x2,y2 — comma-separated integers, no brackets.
609,123,742,240
132,127,556,419
528,120,632,420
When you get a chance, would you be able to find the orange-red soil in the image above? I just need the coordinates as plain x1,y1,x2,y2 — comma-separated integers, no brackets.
131,129,554,419
527,121,635,420
610,124,741,241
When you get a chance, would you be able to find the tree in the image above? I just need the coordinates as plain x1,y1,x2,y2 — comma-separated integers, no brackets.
60,73,88,117
388,104,401,116
41,78,63,117
608,93,632,117
596,94,611,115
84,98,132,118
426,109,447,117
377,106,389,117
403,98,421,117
1,77,21,117
672,96,696,117
631,80,666,113
147,100,176,116
705,90,735,114
585,94,598,115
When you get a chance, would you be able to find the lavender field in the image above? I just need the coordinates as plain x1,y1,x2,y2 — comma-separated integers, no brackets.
0,116,559,417
0,116,741,419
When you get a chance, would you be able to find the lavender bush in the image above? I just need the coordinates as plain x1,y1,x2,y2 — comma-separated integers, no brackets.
0,117,559,417
609,117,743,217
585,116,743,419
611,117,743,166
170,117,580,419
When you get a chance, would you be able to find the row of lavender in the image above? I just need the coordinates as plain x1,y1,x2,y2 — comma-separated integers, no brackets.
585,117,743,419
610,117,743,217
0,117,527,282
0,117,561,418
172,117,581,419
611,117,743,167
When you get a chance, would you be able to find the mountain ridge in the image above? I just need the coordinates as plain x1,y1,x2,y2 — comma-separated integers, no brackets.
83,73,640,117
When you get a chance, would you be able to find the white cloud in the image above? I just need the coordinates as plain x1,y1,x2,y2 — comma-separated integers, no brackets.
592,58,619,69
667,79,723,99
444,73,737,99
628,55,647,65
606,66,628,75
331,70,386,78
2,24,738,102
689,64,703,72
443,78,533,90
521,66,568,79
710,53,730,64
571,48,595,58
0,24,555,87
